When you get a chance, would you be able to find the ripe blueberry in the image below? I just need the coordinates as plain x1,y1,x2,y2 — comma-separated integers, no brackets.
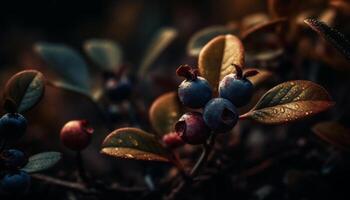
175,112,211,145
203,98,238,133
219,65,258,107
162,132,185,149
0,113,27,141
0,170,31,195
60,120,94,151
105,75,132,102
177,65,212,109
1,149,28,169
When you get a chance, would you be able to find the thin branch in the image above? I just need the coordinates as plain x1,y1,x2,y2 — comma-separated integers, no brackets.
165,135,216,200
32,174,147,194
76,151,90,186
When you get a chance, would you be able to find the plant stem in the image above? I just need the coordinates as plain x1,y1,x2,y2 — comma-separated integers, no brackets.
32,174,146,194
165,134,216,200
190,135,216,177
76,151,90,186
0,140,6,153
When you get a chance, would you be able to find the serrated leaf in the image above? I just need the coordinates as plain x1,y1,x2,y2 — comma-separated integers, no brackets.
101,128,169,162
22,152,62,173
312,121,350,151
138,27,177,77
187,26,235,56
304,18,350,60
149,92,183,136
198,34,244,93
84,39,123,71
34,42,91,95
240,80,334,124
4,70,45,113
245,68,273,86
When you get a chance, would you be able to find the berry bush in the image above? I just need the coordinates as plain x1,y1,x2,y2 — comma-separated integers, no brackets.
0,0,350,200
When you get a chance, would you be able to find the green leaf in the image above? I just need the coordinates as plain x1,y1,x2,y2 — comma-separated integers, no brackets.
304,18,350,60
84,39,123,71
34,42,91,95
101,128,169,162
312,121,350,151
138,27,177,77
198,34,245,94
4,70,45,113
149,92,183,136
240,80,334,124
22,152,62,173
187,26,235,56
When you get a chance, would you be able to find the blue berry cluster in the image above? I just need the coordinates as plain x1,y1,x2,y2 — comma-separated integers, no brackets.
0,113,31,196
173,65,257,145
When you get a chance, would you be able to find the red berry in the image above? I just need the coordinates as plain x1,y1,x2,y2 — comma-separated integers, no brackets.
175,112,211,145
162,132,185,149
60,120,94,151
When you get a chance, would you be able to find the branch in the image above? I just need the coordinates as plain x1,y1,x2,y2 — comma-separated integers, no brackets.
32,174,147,195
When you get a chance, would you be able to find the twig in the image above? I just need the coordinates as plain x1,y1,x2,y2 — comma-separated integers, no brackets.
32,174,147,194
76,151,90,186
165,135,216,200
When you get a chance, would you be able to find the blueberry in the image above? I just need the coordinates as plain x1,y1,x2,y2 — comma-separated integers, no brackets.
0,170,31,195
60,120,94,151
175,112,211,145
219,65,258,107
177,65,212,109
0,113,27,141
105,75,132,102
1,149,28,169
203,98,238,133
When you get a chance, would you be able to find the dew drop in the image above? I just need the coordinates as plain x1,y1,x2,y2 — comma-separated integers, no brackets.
125,154,134,158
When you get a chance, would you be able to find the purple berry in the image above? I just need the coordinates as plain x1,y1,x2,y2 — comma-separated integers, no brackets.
175,112,211,145
177,65,212,109
1,149,28,169
0,170,31,195
203,98,238,133
0,113,27,141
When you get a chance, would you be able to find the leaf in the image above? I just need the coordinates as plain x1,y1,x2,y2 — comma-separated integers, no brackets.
101,128,169,162
187,26,235,56
241,18,288,41
240,80,334,125
246,48,284,62
34,42,91,95
245,68,273,86
198,34,244,93
149,92,183,136
267,0,297,18
4,70,45,113
312,121,350,151
138,27,178,77
22,152,62,173
84,39,123,71
304,18,350,60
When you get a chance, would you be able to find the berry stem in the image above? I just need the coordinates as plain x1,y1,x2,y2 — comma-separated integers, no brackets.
176,65,198,80
243,69,259,79
232,64,243,79
190,134,216,176
165,134,216,200
76,151,90,186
